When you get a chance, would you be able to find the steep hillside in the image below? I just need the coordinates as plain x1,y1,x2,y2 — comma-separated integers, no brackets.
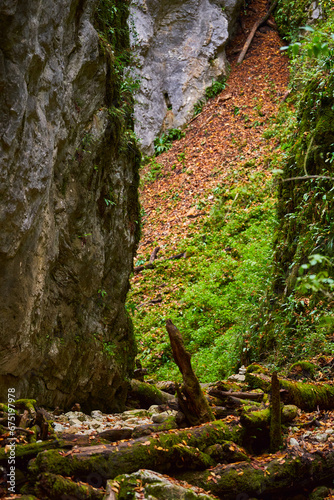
128,0,290,381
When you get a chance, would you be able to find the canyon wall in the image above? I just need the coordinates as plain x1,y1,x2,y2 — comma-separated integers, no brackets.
0,0,140,411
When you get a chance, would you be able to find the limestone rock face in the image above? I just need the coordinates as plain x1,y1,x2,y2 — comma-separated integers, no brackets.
0,0,140,411
130,0,243,154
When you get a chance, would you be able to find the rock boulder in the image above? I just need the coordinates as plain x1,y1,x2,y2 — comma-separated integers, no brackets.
130,0,243,154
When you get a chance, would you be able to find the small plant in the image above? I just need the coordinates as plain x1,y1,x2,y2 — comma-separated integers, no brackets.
193,79,227,117
154,128,185,156
142,158,163,184
205,79,226,100
193,99,205,116
177,152,186,168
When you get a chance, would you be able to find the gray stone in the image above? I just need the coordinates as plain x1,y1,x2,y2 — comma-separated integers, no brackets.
130,0,243,154
64,411,87,422
289,438,300,447
0,0,140,411
228,374,245,382
314,433,328,442
52,422,65,433
152,410,177,423
91,410,103,421
68,418,83,427
122,409,150,419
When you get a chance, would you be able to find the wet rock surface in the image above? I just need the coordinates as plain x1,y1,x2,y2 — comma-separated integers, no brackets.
0,0,140,411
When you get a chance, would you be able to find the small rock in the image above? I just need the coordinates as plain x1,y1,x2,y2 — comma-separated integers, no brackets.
91,410,103,420
68,418,83,427
314,433,328,442
289,438,300,447
152,412,170,423
89,420,104,430
302,431,312,439
228,374,245,382
325,428,334,434
148,405,161,414
52,423,65,433
64,411,86,422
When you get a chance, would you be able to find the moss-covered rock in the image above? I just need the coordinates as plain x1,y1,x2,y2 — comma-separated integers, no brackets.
113,469,217,500
288,361,317,380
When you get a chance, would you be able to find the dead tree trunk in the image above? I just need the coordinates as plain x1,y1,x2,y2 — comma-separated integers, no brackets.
270,371,282,452
166,319,215,425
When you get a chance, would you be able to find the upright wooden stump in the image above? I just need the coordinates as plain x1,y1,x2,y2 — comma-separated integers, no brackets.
166,319,215,425
270,371,282,452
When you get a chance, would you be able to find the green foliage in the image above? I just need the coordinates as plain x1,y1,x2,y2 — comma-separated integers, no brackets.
154,128,185,156
248,13,334,367
129,173,276,381
193,99,205,116
205,79,227,100
275,0,333,42
141,158,163,185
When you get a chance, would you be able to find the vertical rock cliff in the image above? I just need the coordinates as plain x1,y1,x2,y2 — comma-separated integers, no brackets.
0,0,140,411
130,0,243,154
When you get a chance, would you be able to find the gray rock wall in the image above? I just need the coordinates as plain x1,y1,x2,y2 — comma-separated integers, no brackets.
0,0,140,411
130,0,243,154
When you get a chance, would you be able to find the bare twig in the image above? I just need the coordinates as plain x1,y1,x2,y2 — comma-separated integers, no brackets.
237,0,278,64
280,175,334,182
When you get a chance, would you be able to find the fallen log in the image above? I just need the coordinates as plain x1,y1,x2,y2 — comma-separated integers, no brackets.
134,252,186,274
246,372,334,410
29,420,243,482
178,448,334,500
149,246,160,263
209,389,263,402
237,0,278,64
166,320,215,425
127,379,176,408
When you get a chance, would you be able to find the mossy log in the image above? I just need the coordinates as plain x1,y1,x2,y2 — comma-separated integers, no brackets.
0,439,70,466
179,449,334,500
128,379,176,407
246,372,334,410
166,319,215,425
208,388,264,402
240,404,298,430
29,420,243,482
36,472,104,500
